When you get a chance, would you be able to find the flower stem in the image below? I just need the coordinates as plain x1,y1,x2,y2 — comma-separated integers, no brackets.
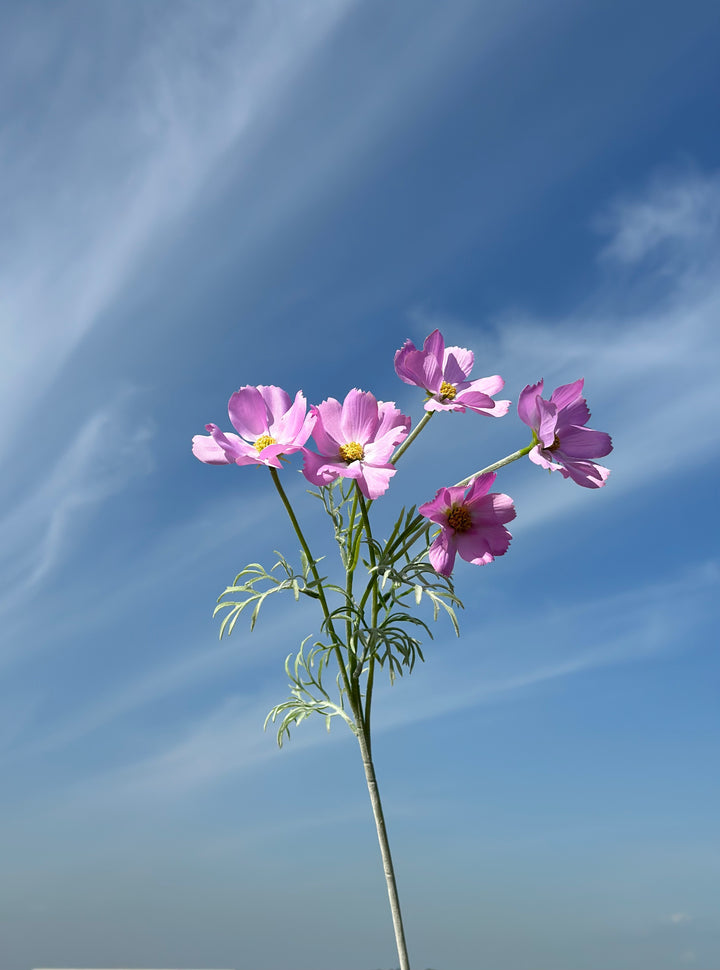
269,468,354,701
455,441,534,487
390,410,434,465
355,720,411,970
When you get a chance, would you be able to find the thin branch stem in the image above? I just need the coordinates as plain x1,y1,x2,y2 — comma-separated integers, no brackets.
269,468,354,704
356,721,411,970
390,410,434,465
454,441,534,486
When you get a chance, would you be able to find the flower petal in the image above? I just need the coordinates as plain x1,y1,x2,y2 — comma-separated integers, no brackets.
228,386,269,439
357,463,396,499
310,399,344,455
550,378,584,411
442,345,474,382
258,385,292,429
192,429,234,464
536,398,558,447
559,459,611,488
558,426,613,459
455,531,495,565
340,388,379,443
518,380,544,430
302,449,343,486
428,529,456,577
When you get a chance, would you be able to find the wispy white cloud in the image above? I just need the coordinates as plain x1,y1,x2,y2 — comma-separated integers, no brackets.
0,0,355,458
0,389,153,613
597,167,720,266
669,912,694,925
408,166,720,530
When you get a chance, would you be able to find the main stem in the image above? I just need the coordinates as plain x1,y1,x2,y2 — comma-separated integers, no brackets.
355,718,411,970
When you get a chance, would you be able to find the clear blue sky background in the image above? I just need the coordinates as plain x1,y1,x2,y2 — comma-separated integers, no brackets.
1,2,719,969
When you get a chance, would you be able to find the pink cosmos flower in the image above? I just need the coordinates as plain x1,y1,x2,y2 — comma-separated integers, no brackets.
518,378,612,488
418,473,516,577
394,329,510,416
302,389,410,500
192,385,315,469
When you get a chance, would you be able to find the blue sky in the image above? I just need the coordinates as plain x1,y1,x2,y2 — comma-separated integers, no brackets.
1,2,720,969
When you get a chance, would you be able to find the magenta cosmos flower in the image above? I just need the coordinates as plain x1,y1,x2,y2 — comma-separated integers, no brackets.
394,328,510,416
192,385,314,469
418,473,516,577
302,389,410,500
518,378,612,488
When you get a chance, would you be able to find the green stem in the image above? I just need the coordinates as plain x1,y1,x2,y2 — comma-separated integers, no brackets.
269,468,354,702
345,488,359,680
356,486,379,737
454,441,535,487
390,410,434,465
356,721,411,970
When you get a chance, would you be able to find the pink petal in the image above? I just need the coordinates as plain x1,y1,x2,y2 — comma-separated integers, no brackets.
442,345,474,382
528,446,563,471
518,380,544,430
455,531,495,565
375,401,411,441
270,389,303,438
452,390,496,414
536,398,558,447
228,386,269,439
394,339,421,385
302,450,343,486
560,459,611,488
558,397,591,428
258,385,292,427
310,399,344,455
428,530,456,577
357,463,396,499
550,378,584,411
465,472,496,501
558,426,613,459
340,389,379,443
192,431,233,464
424,397,463,412
465,374,506,398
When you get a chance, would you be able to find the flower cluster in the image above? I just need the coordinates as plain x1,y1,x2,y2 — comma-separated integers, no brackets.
193,331,612,576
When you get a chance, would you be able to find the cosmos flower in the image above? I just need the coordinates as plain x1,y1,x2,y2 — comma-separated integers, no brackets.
192,384,314,469
302,388,410,500
418,473,516,577
394,329,510,416
518,378,613,488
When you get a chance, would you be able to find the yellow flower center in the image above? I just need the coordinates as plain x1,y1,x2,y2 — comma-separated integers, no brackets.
440,381,457,400
255,434,276,452
446,504,472,533
339,441,364,463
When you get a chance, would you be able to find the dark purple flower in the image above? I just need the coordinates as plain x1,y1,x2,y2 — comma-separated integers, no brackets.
518,378,612,488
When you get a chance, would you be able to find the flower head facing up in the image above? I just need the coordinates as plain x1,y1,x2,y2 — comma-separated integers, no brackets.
518,378,613,488
419,473,516,577
394,328,510,416
192,385,315,470
302,389,410,500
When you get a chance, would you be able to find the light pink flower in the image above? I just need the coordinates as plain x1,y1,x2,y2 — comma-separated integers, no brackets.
394,329,510,416
518,378,613,488
192,385,315,470
418,473,516,577
302,389,410,500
